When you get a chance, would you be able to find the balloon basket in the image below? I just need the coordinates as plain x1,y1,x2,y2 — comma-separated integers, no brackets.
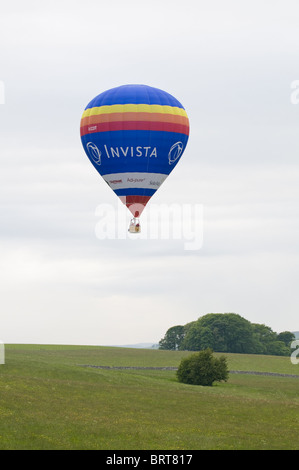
128,218,141,234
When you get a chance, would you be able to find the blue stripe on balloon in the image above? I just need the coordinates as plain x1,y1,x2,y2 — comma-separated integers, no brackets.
85,84,185,109
114,188,156,197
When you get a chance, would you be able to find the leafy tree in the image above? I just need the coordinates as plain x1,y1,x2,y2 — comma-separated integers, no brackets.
277,331,295,347
266,340,290,356
251,324,291,356
159,325,185,350
181,313,256,353
177,349,229,386
179,323,202,351
159,313,295,356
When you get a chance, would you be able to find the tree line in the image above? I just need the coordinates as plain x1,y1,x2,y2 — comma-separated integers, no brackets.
159,313,295,356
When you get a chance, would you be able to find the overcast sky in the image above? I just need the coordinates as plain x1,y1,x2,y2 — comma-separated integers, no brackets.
1,0,299,346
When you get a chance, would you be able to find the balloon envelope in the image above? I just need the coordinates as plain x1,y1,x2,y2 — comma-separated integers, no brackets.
80,84,189,217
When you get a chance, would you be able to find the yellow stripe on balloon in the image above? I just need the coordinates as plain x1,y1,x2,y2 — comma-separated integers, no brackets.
81,103,188,119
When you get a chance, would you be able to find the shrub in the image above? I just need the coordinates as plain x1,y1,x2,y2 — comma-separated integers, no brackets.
176,348,229,386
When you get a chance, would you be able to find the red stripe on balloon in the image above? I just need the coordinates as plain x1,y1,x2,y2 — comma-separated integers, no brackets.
80,121,189,137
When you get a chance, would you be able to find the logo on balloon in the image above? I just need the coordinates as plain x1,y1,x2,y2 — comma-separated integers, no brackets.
87,142,101,165
168,141,184,165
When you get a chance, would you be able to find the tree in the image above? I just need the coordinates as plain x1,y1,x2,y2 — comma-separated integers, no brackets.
177,349,229,386
251,324,291,356
159,313,295,356
277,331,295,347
159,325,185,350
181,313,256,353
178,323,202,351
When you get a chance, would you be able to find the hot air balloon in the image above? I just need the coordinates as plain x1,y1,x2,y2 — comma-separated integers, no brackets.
80,84,189,233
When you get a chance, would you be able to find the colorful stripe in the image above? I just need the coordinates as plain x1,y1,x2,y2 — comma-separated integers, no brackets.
82,103,188,118
81,111,188,127
114,188,155,196
80,103,189,137
80,120,189,137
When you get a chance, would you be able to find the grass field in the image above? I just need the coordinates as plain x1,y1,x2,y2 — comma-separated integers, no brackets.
0,344,298,450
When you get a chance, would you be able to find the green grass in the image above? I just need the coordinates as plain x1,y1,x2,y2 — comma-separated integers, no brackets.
0,344,298,450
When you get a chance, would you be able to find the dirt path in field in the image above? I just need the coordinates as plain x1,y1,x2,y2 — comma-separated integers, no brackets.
80,365,299,378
